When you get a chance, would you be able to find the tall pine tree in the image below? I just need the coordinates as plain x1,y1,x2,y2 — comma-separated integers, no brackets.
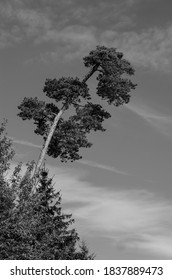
17,46,136,182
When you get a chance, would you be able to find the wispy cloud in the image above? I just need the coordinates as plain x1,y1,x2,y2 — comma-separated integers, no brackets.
9,137,127,175
0,1,52,47
101,25,172,71
37,25,97,61
10,136,129,173
79,159,130,175
10,136,128,174
1,1,172,71
0,27,21,49
127,234,172,258
38,24,172,71
10,137,41,148
45,164,172,258
125,102,172,137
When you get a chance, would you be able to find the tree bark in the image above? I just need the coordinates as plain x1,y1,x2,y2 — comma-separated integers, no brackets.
32,107,65,181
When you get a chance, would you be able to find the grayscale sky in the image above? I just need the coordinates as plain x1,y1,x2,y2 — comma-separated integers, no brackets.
1,0,172,259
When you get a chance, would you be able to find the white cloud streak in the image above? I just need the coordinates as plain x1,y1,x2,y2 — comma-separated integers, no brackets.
10,137,129,174
10,137,41,148
125,102,172,137
79,159,130,175
127,234,172,258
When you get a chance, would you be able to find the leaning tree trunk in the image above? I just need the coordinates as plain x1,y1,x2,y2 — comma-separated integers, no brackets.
32,64,99,187
32,107,65,180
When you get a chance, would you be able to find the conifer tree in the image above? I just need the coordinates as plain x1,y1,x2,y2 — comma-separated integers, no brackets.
17,46,137,182
0,125,94,259
3,165,94,259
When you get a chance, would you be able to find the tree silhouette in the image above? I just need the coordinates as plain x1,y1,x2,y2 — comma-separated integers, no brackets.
17,46,137,183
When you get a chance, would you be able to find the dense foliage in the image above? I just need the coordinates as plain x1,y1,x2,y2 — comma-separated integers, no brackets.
0,122,94,259
18,46,136,163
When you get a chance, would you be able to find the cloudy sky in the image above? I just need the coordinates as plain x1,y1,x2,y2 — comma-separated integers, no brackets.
1,0,172,259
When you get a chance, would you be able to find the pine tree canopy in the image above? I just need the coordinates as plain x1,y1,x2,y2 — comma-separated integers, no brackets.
17,46,136,163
